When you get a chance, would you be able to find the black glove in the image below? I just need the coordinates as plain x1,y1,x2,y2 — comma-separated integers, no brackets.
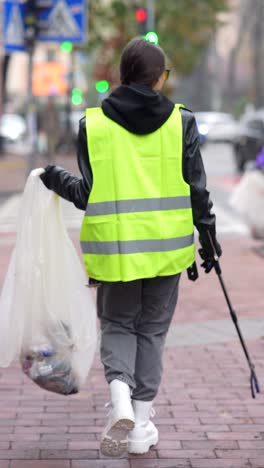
199,230,222,273
39,165,55,190
88,278,102,288
198,248,216,273
187,262,199,281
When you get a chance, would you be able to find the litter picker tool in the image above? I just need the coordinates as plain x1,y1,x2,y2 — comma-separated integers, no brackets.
200,231,260,399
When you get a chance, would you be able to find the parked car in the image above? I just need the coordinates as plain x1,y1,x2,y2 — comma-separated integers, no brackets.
232,109,264,172
0,113,27,143
194,111,239,144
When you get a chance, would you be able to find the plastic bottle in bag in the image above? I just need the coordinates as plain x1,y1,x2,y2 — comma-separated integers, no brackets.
20,344,79,395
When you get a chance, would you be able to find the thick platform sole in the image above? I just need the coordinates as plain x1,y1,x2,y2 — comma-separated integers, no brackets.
128,432,159,454
100,418,135,457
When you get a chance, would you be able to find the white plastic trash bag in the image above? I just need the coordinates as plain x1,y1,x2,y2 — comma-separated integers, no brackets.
0,168,97,395
230,170,264,235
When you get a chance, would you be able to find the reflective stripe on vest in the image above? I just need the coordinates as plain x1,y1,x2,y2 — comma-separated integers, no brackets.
85,196,191,216
81,233,194,255
80,104,195,282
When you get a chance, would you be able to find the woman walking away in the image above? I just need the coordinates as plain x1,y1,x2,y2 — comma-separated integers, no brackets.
40,37,222,458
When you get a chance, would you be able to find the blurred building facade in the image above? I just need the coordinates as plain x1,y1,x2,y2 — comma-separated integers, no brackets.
4,0,264,115
176,0,264,114
5,44,72,113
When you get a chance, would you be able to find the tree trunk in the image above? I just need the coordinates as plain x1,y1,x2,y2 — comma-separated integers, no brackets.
252,0,264,107
191,48,211,111
225,0,253,104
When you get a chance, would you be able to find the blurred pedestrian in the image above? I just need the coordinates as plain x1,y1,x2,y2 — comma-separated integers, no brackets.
230,144,264,239
256,145,264,172
40,37,221,457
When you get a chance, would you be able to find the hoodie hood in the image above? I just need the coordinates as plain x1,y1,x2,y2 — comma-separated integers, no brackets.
101,84,175,135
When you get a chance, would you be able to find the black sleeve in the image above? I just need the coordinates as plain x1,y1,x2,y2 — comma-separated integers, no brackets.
181,108,216,235
40,118,92,211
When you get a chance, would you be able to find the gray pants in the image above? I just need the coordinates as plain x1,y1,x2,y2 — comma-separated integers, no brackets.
97,274,180,401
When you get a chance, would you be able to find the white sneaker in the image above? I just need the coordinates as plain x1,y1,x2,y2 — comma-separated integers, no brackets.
100,380,135,457
128,400,159,454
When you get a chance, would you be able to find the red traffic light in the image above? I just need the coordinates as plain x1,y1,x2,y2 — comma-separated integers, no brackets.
135,8,147,23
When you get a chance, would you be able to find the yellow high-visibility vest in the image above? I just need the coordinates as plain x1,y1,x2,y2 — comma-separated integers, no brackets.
80,104,195,282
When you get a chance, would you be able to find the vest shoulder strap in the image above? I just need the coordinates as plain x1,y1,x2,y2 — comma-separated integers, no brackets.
85,103,186,123
85,107,103,122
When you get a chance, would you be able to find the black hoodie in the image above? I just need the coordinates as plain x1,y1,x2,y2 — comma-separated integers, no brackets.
102,84,175,134
41,84,216,235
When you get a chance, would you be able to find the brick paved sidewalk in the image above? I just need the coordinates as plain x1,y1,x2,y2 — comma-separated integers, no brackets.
0,341,264,468
1,190,264,466
0,233,264,467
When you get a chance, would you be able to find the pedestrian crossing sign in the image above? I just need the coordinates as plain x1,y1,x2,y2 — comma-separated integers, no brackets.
3,0,87,52
3,1,26,52
38,0,86,43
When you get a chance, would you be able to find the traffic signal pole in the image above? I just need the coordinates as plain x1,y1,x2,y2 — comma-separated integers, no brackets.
65,49,74,152
25,0,38,177
0,0,4,156
26,50,38,176
0,57,3,157
146,0,155,32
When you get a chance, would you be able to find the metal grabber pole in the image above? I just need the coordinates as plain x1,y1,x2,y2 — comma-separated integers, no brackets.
207,231,260,399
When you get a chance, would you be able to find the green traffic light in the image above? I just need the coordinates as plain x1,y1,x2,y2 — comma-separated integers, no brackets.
95,80,110,94
61,41,73,53
145,31,159,45
71,88,83,106
72,95,83,105
72,87,82,95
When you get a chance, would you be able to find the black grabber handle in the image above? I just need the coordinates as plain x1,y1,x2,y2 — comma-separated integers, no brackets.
206,231,260,399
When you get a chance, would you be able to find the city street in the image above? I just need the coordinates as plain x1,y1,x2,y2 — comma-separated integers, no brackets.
0,144,264,467
0,142,250,235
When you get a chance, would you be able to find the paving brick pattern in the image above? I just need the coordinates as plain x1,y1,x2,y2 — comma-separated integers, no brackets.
1,154,264,466
0,341,264,468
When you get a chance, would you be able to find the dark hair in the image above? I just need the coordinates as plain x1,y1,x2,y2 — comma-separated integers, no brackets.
120,37,166,86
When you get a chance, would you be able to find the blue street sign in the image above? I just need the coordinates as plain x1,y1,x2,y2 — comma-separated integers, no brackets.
3,0,87,52
3,1,26,52
37,0,87,43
